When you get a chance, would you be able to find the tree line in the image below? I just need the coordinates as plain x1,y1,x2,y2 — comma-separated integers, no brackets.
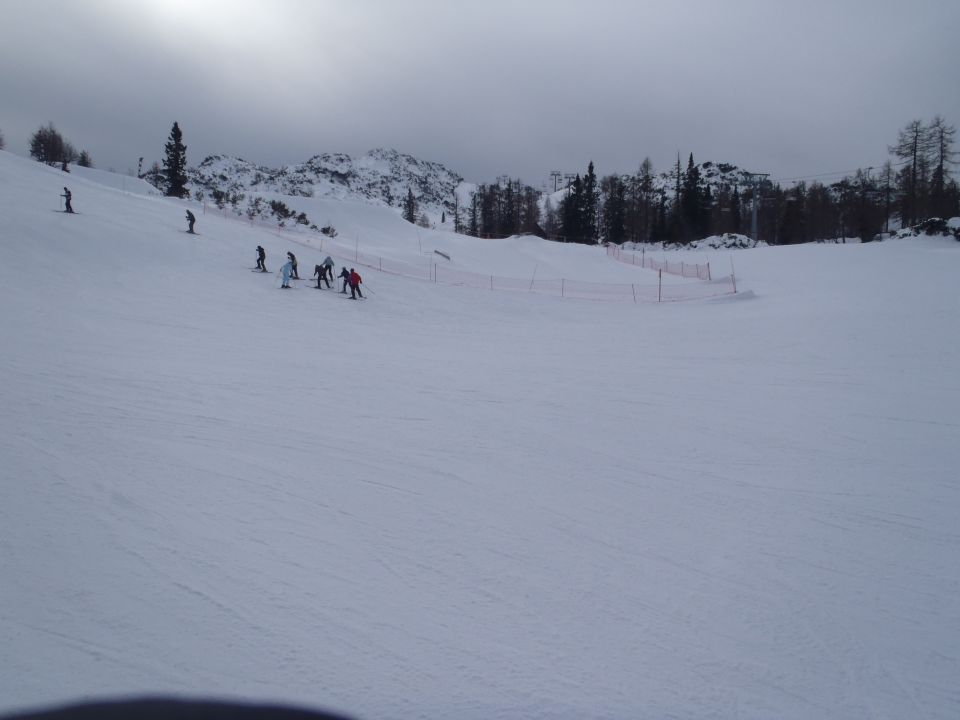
21,115,958,245
27,122,93,170
428,116,957,245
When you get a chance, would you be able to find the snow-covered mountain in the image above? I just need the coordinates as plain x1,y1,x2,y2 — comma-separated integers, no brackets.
188,148,468,218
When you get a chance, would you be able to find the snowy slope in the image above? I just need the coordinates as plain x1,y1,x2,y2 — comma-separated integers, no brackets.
1,150,959,720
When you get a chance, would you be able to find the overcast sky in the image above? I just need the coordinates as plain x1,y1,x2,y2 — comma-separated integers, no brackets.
2,0,958,187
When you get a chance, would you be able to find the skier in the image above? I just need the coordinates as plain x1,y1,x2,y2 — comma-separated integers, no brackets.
280,258,293,288
287,252,300,279
320,256,335,287
348,268,363,299
256,245,267,271
61,187,74,213
186,209,196,234
312,264,325,289
338,266,351,293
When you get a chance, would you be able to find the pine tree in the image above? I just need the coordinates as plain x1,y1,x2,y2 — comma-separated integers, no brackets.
29,122,68,165
162,122,189,198
637,157,654,242
77,150,93,168
452,190,461,233
559,175,584,242
582,161,599,242
680,153,704,241
0,128,5,150
402,188,418,223
468,191,480,236
601,175,627,243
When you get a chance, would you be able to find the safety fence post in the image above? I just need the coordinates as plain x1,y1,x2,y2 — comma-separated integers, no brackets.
658,269,662,303
561,278,565,298
632,283,636,303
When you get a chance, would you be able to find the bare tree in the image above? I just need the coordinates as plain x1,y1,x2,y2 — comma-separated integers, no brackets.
927,116,957,218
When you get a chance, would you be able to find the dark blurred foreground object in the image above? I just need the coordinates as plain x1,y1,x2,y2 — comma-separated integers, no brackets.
1,698,352,720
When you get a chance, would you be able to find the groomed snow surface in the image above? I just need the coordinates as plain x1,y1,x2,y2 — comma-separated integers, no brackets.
1,150,958,720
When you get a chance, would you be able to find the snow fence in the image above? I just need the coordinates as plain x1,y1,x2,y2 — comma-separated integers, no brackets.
206,205,736,303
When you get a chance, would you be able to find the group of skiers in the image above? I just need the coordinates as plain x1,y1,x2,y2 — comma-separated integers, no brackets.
54,188,365,299
258,247,364,298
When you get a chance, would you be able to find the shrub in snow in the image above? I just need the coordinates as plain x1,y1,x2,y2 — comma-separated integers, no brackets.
894,217,960,241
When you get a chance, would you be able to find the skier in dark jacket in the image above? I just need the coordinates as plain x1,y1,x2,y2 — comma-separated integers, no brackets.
312,264,325,289
256,246,266,271
186,210,196,234
287,252,299,279
61,187,73,213
339,266,351,293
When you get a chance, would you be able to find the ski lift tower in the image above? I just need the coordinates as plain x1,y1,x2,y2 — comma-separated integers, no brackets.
549,170,563,192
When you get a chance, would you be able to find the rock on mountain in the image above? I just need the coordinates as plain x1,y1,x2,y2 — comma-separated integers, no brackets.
188,148,466,216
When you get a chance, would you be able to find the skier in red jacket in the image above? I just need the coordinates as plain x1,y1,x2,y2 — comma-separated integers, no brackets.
348,268,363,299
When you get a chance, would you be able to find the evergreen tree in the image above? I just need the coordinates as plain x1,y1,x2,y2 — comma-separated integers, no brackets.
600,175,627,243
0,128,5,150
468,191,480,236
77,150,93,168
667,153,683,242
559,175,584,242
636,157,654,242
402,188,418,223
680,153,704,240
162,121,189,198
777,183,807,245
29,122,72,166
582,161,599,242
520,185,541,234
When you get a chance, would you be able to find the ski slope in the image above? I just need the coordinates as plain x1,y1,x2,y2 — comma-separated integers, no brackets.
1,150,959,720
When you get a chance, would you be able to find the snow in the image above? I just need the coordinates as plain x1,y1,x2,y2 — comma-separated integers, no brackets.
1,149,959,720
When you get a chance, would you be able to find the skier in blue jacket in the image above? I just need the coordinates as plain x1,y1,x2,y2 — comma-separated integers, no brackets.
280,260,293,288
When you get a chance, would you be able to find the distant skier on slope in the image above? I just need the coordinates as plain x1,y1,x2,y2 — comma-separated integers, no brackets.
61,187,74,213
280,259,293,289
287,251,300,279
186,209,196,234
348,268,363,299
339,266,350,293
256,245,267,271
312,264,324,289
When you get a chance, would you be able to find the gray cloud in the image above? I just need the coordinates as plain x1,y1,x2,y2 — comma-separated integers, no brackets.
2,0,957,186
